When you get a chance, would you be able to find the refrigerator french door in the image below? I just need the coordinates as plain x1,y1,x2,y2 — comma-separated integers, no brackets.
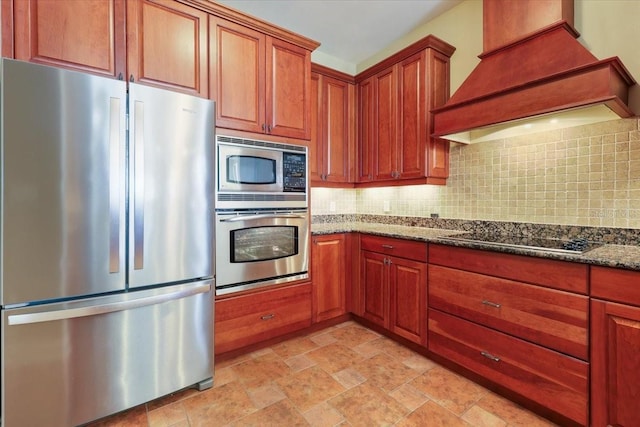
0,59,215,427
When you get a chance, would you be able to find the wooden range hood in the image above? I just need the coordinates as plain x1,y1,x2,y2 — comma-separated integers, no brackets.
432,0,636,144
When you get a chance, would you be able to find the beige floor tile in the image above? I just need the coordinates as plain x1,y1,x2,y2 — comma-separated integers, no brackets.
462,405,508,427
409,366,486,415
87,404,148,427
352,338,384,357
246,383,287,409
396,400,472,427
230,352,291,389
272,336,319,359
285,353,317,372
275,366,345,412
402,354,438,373
230,399,308,427
303,401,346,427
332,367,367,389
329,382,408,427
475,392,558,427
147,401,188,427
213,365,237,388
329,323,380,346
376,336,420,359
389,383,430,411
351,352,421,392
306,343,362,374
183,382,256,426
309,331,339,347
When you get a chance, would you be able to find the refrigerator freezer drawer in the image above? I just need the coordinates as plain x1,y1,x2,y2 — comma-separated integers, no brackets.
1,281,213,427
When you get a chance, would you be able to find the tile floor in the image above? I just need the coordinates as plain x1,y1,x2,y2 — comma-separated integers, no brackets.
89,321,558,427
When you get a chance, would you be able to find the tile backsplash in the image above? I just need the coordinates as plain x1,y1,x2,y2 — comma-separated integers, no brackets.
311,118,640,229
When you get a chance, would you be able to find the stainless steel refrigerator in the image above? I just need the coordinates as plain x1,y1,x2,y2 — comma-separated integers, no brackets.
0,59,215,426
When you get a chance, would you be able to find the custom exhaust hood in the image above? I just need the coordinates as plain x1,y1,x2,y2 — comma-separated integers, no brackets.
432,0,636,144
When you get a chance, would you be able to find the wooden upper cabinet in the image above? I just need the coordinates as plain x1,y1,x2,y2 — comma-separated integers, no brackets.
127,0,209,97
210,17,265,134
211,16,312,139
10,0,126,78
311,65,355,186
356,36,455,186
266,38,311,139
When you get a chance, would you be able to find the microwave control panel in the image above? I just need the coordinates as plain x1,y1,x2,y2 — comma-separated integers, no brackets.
283,152,307,192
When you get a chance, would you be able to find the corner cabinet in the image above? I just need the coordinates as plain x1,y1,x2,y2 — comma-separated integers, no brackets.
357,235,427,345
210,16,314,139
590,266,640,427
310,65,356,186
356,36,455,186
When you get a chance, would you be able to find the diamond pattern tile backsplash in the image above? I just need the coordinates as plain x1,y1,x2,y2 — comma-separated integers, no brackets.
311,118,640,228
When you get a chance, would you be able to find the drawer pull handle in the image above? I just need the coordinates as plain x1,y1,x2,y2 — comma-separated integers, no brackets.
261,314,275,321
382,244,394,249
482,300,501,308
481,351,500,362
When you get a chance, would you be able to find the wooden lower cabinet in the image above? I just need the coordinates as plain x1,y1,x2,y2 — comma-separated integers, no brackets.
312,234,348,322
358,235,427,345
429,309,589,425
590,266,640,427
214,283,312,354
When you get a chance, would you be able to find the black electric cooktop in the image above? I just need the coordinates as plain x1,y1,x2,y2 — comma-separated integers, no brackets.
440,232,602,254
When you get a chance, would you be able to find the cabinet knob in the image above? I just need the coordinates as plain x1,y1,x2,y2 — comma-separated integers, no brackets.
260,313,275,321
129,74,135,83
382,244,394,249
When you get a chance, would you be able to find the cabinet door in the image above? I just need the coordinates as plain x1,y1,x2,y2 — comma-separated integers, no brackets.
373,67,397,180
210,16,265,133
397,52,425,180
358,77,375,182
389,256,426,345
312,234,347,322
360,250,388,327
127,0,208,96
324,76,352,182
591,299,640,427
310,72,324,183
12,0,126,78
266,37,311,139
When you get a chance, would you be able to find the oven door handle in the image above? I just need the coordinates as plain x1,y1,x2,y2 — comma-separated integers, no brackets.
219,213,306,222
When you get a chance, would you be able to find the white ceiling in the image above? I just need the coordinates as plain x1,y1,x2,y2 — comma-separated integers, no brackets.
215,0,463,70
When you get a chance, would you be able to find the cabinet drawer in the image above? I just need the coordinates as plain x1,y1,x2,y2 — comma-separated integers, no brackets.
428,310,588,426
429,244,588,294
215,283,312,354
360,234,427,262
429,264,589,360
591,266,640,307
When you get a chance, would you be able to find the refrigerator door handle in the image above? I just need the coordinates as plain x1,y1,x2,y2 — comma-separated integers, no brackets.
7,283,211,326
133,100,145,270
109,97,122,273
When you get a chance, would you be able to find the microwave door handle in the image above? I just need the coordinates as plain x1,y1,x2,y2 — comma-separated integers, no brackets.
219,213,306,222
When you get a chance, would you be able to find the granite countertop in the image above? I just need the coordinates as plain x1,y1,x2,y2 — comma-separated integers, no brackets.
311,222,640,272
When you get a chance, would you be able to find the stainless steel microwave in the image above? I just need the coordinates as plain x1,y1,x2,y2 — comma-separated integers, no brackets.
215,135,308,209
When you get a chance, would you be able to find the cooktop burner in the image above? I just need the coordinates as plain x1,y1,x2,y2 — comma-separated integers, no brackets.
440,233,602,254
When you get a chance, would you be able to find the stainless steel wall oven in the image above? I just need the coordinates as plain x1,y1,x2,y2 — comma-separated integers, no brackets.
215,136,309,295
